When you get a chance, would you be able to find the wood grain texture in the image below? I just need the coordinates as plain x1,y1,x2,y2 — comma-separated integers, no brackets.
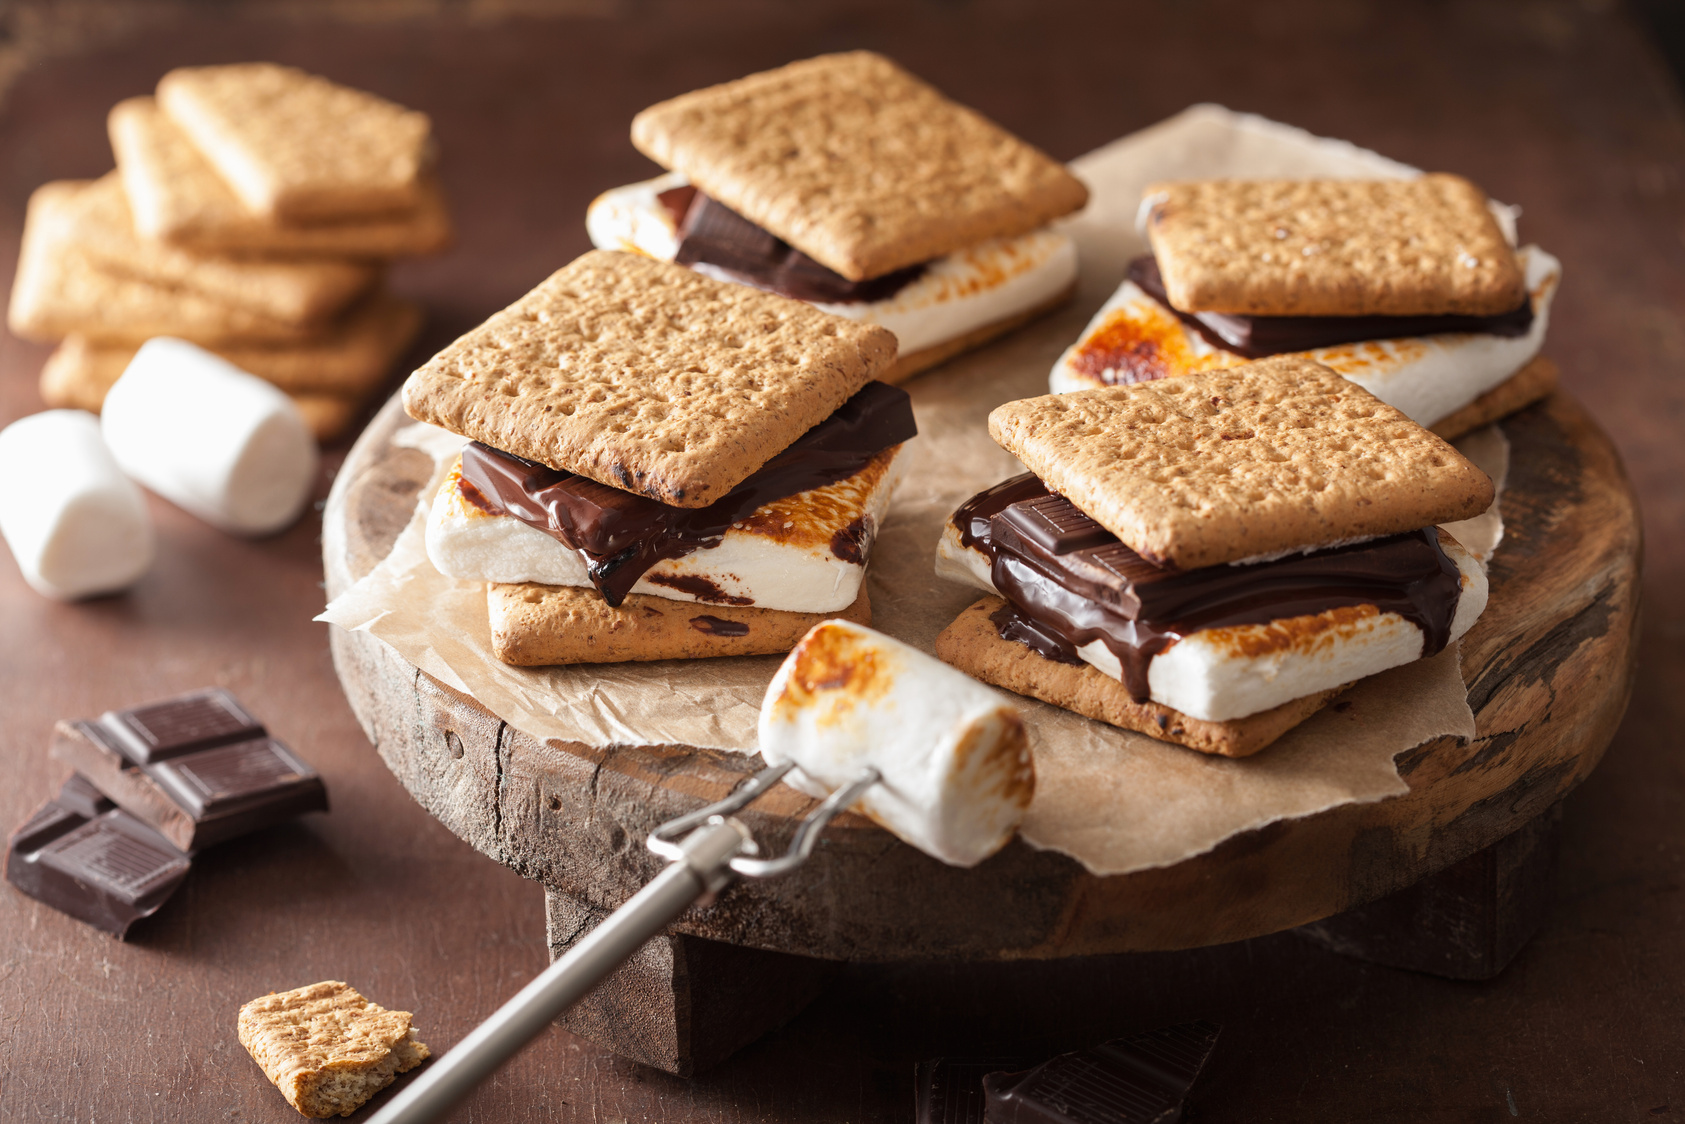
326,385,1639,961
4,3,1684,1122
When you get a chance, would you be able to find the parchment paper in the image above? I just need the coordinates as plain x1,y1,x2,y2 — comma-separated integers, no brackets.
322,105,1506,876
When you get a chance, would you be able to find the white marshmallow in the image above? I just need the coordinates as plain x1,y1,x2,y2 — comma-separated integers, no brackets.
426,446,906,614
101,338,318,535
586,174,1079,355
936,519,1488,722
0,410,153,599
1049,247,1561,428
759,620,1034,867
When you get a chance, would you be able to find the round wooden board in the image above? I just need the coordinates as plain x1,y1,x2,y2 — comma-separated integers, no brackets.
325,388,1639,962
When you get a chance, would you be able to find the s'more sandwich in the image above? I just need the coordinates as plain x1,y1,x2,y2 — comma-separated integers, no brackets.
934,357,1493,757
587,51,1090,384
404,250,916,667
1050,176,1562,440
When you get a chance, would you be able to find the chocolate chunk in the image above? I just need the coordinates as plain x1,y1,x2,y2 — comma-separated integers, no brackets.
916,1057,1039,1124
5,776,191,938
50,693,329,852
100,687,264,763
1129,255,1533,360
688,615,750,637
982,1021,1221,1124
674,191,927,304
461,380,916,606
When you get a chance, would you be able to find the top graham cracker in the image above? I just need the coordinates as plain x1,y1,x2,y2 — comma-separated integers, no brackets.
402,250,898,508
987,356,1494,570
1143,175,1525,316
156,63,433,222
630,51,1090,281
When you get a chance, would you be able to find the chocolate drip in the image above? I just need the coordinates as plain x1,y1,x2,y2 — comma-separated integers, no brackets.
669,190,926,304
460,381,916,607
1128,255,1534,360
955,476,1463,701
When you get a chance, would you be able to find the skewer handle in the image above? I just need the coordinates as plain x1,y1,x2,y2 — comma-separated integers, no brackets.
368,819,748,1124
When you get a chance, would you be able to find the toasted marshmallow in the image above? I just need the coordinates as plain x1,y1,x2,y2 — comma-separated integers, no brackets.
937,520,1487,722
759,620,1034,867
101,338,317,535
0,410,154,599
426,445,905,614
1050,247,1561,428
587,174,1078,355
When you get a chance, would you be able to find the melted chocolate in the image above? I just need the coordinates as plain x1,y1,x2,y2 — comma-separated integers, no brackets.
689,615,750,637
1128,255,1533,360
669,189,926,304
460,381,916,607
958,474,1463,701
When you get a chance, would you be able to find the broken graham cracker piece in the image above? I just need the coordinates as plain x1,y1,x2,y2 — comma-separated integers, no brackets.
1144,175,1524,317
157,63,432,222
402,250,898,508
630,51,1089,281
935,596,1344,757
489,582,871,666
238,980,429,1119
110,96,452,258
988,356,1494,570
38,174,377,324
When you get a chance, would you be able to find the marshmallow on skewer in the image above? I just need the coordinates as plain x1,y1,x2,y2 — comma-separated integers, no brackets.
0,409,154,599
759,620,1034,867
101,337,318,535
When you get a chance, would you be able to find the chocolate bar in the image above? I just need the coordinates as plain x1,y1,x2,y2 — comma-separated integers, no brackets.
5,775,191,937
49,690,329,851
982,1021,1222,1124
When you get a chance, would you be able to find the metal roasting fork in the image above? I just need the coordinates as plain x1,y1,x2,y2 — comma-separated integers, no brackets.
367,762,882,1124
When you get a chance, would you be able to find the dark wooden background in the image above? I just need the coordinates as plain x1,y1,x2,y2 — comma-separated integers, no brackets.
1,2,1681,1120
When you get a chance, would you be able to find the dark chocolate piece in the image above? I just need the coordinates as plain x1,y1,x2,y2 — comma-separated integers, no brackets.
689,615,751,637
983,1021,1222,1124
916,1057,1039,1124
460,380,916,607
672,190,927,303
99,687,263,763
6,776,191,938
1129,255,1533,361
952,474,1464,702
51,697,329,852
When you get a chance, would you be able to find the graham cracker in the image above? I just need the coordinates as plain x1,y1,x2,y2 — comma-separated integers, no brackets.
882,278,1077,385
1429,354,1557,441
37,294,420,402
238,980,429,1119
45,174,377,323
402,250,897,508
157,63,432,222
110,96,452,258
9,182,324,346
1144,175,1524,316
488,582,871,666
935,597,1343,757
987,356,1494,569
630,51,1089,281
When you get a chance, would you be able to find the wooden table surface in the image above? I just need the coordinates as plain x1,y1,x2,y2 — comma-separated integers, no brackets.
1,3,1682,1120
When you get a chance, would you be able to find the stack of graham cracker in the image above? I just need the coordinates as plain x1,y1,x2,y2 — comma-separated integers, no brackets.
6,63,451,442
